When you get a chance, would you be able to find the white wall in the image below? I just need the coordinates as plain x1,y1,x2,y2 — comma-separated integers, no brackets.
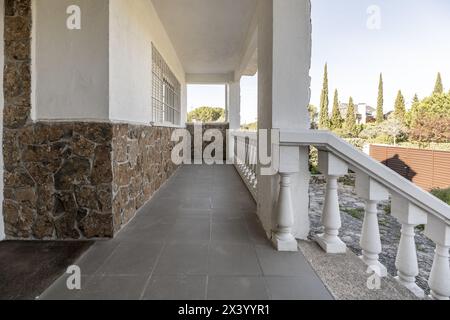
0,0,4,241
33,0,110,121
109,0,186,125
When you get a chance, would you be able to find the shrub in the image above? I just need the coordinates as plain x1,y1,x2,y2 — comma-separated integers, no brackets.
309,146,319,174
431,188,450,205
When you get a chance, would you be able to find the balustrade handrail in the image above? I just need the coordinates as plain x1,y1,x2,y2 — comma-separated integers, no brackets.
230,130,257,139
280,130,450,223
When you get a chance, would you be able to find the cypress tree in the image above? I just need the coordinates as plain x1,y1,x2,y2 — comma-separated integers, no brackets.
412,94,419,105
319,63,330,129
433,72,444,95
330,89,343,130
394,90,406,121
344,97,357,136
376,73,384,124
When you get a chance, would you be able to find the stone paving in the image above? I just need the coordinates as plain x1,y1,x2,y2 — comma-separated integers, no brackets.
309,175,436,294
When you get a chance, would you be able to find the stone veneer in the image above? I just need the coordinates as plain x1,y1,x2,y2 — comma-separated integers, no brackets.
186,123,229,162
2,0,179,239
111,125,177,233
4,121,178,240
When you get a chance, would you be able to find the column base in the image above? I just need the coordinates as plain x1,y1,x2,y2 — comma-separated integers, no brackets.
360,256,388,277
271,233,298,252
394,276,424,298
315,234,347,254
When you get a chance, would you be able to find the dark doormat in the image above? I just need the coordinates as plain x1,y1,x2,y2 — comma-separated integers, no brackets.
0,241,94,300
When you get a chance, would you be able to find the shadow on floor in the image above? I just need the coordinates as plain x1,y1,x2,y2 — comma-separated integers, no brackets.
0,241,93,300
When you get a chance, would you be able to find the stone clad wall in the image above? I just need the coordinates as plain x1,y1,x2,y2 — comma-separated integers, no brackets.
112,125,177,231
4,122,114,239
186,123,229,161
2,0,180,240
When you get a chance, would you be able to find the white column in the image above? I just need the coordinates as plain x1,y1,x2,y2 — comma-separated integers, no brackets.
391,194,427,298
272,146,300,252
315,152,348,254
425,215,450,300
355,173,389,277
227,81,241,163
256,0,312,240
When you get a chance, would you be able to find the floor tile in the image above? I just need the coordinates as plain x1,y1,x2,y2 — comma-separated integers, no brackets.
265,276,333,300
154,243,209,276
77,275,148,300
207,276,269,300
209,244,262,276
211,222,251,244
143,275,207,300
255,245,314,277
96,242,163,276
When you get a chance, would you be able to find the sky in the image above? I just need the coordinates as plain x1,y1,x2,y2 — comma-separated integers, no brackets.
188,0,450,124
311,0,450,111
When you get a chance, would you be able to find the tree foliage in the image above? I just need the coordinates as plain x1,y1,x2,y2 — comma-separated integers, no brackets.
433,72,444,95
394,90,406,122
344,97,358,137
376,73,384,124
319,63,330,129
330,89,343,130
309,104,319,129
407,93,450,143
187,106,225,123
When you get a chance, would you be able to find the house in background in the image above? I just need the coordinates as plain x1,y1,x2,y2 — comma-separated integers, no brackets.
339,103,376,124
0,0,449,300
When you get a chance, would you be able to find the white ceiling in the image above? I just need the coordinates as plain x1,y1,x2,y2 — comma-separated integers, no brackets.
152,0,258,76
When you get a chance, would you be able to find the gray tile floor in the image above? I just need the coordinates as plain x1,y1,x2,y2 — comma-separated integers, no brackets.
40,165,333,300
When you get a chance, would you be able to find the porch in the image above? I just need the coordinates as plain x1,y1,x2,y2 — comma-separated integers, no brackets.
40,165,332,300
1,0,449,301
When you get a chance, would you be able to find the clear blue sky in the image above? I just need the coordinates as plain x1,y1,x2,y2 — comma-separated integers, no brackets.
188,0,450,123
311,0,450,111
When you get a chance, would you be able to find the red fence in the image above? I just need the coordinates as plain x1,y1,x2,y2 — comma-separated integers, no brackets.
370,145,450,191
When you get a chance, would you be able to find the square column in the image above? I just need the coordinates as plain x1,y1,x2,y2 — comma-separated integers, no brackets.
227,81,241,162
257,0,312,242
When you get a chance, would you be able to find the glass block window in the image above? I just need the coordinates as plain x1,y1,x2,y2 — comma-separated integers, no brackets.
152,44,181,125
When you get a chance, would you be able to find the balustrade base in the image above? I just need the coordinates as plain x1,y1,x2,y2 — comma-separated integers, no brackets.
315,234,347,254
394,276,425,298
272,233,298,252
360,256,388,277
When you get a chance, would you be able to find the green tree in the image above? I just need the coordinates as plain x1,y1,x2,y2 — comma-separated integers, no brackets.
376,73,384,124
344,97,358,136
330,89,343,130
187,106,225,123
308,104,319,129
408,92,450,129
393,90,406,122
433,72,444,95
319,63,330,129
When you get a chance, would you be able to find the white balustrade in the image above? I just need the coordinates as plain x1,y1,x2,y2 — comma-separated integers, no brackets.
425,215,450,300
355,172,389,277
232,132,258,200
272,146,300,252
391,193,427,298
278,130,450,299
230,130,450,299
315,151,348,254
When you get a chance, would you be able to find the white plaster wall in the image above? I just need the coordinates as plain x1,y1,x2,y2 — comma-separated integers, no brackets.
109,0,186,125
33,0,109,121
0,0,4,241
